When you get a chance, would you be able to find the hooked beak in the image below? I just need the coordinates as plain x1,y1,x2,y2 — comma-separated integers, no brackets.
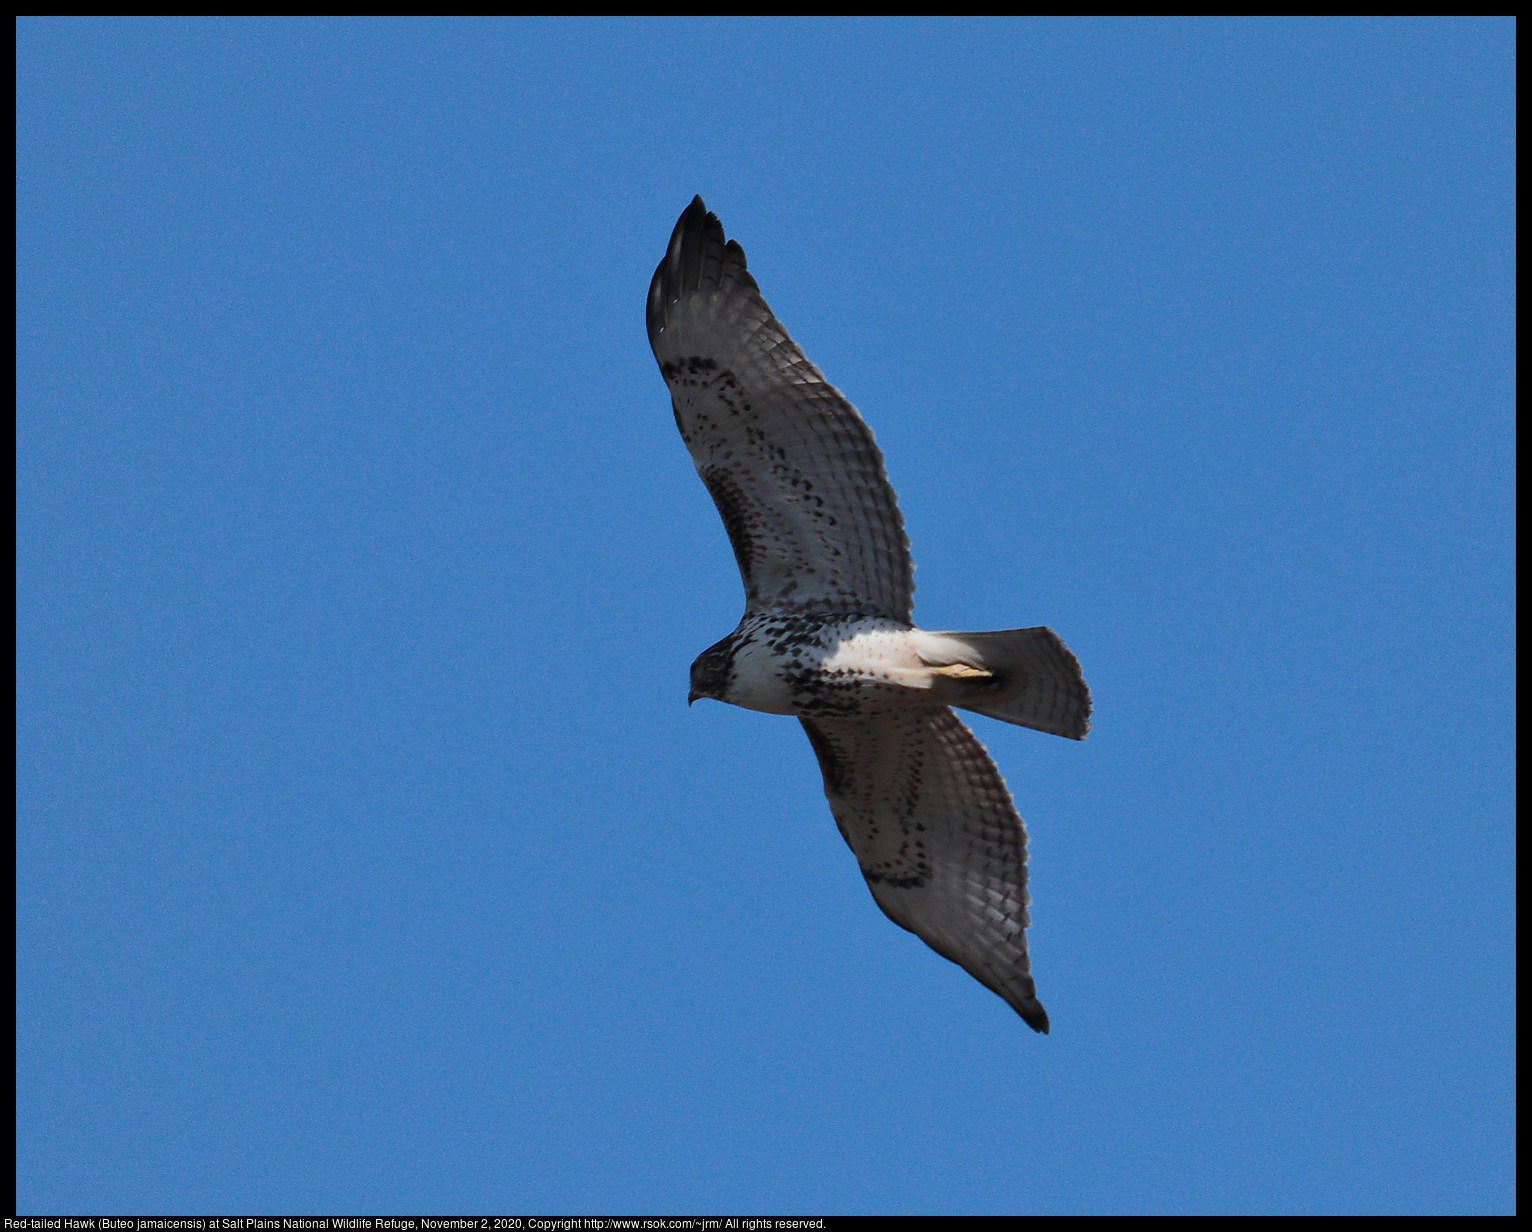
687,689,699,706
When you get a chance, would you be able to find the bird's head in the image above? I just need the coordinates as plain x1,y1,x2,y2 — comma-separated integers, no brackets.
688,635,737,705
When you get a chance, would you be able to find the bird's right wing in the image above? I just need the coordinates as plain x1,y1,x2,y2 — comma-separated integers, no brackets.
799,706,1049,1032
648,197,914,623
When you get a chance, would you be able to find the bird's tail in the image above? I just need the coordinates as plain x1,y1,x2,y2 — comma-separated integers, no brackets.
913,627,1091,740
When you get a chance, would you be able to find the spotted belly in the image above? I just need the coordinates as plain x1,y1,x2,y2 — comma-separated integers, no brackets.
723,617,936,718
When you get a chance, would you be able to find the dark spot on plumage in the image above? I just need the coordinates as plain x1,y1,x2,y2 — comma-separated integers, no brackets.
864,870,928,889
659,355,719,381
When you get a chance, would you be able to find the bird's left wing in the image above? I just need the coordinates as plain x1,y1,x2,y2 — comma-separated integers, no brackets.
648,197,914,623
799,706,1050,1032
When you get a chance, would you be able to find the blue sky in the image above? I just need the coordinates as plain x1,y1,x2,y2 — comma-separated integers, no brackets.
17,17,1514,1216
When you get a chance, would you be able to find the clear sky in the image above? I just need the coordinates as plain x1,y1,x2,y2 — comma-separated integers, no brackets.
17,17,1514,1217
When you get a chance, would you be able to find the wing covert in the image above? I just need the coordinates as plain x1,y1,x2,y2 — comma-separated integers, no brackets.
799,706,1049,1033
649,197,914,623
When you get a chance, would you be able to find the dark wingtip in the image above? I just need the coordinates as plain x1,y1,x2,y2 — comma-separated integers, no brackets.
647,196,759,355
1020,1001,1051,1034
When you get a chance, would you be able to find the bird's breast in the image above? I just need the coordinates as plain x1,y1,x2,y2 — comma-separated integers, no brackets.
720,618,934,718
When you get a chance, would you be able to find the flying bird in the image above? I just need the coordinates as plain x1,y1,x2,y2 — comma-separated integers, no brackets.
647,197,1090,1033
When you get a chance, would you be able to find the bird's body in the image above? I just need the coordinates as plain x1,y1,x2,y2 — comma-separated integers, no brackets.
694,614,1005,717
649,197,1090,1034
693,613,919,716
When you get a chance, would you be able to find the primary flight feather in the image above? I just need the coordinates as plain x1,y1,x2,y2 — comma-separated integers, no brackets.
648,196,1090,1033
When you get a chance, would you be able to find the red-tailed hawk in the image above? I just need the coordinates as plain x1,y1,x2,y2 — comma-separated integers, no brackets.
649,197,1090,1033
